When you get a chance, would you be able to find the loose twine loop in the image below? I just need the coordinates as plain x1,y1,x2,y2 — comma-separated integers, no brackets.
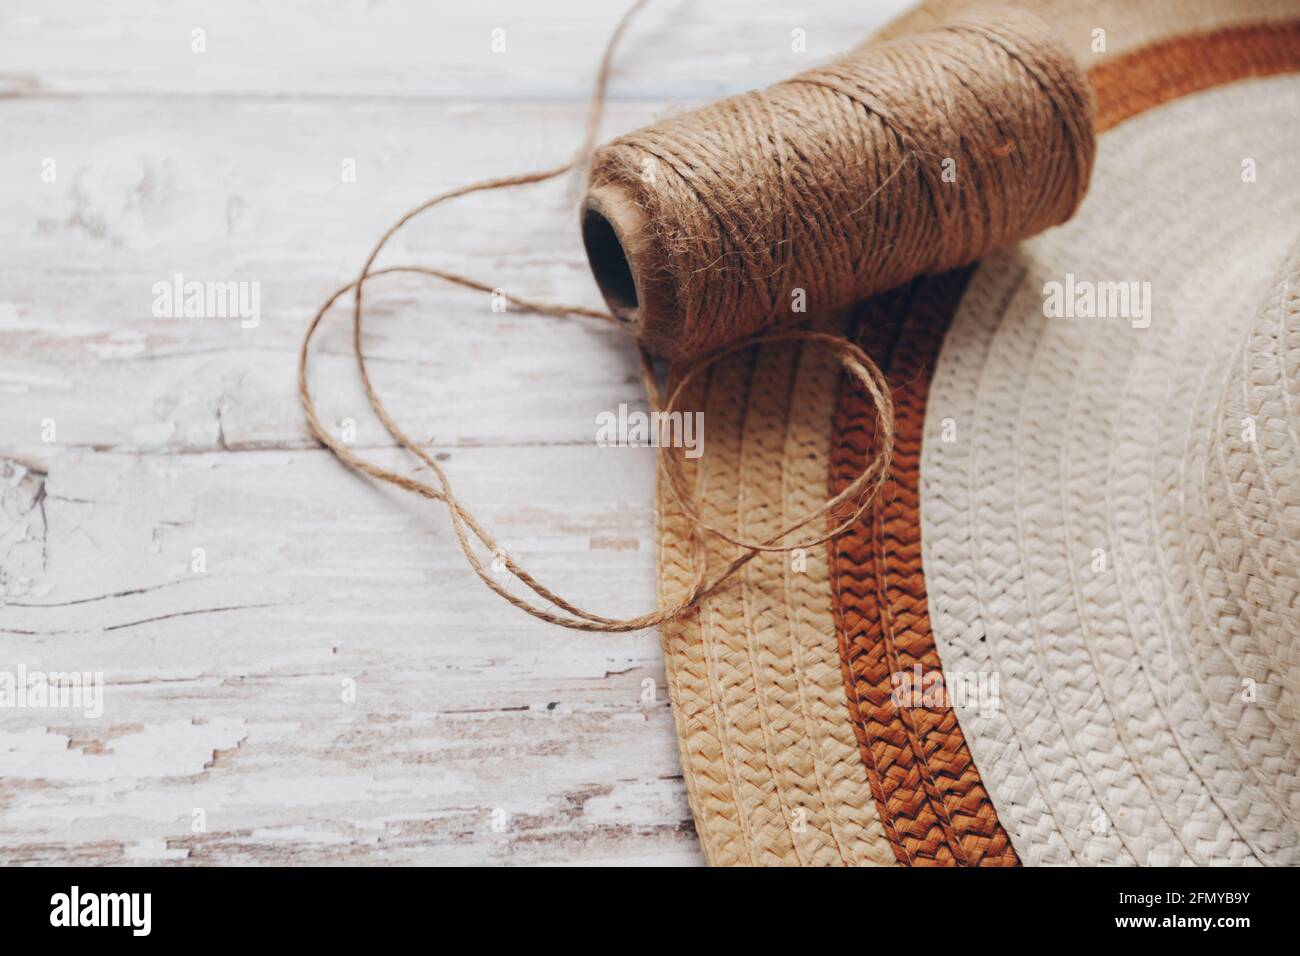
298,0,1093,632
297,0,892,632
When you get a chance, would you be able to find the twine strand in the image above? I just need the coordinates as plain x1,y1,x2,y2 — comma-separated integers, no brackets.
297,0,895,632
298,2,1093,633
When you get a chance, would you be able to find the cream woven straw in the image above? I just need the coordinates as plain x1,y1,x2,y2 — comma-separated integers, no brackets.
656,0,1300,865
922,77,1300,865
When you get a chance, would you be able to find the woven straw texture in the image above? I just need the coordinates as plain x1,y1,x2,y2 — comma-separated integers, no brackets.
656,0,1300,866
828,273,1019,866
921,73,1300,866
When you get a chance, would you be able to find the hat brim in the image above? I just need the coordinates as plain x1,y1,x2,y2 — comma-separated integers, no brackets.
656,0,1300,866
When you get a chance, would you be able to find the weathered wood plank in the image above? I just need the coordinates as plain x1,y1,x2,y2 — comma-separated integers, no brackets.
0,98,666,455
0,0,914,99
0,0,908,865
0,447,693,864
0,91,699,866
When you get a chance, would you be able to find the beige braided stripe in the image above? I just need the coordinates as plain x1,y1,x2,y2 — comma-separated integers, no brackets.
659,334,895,865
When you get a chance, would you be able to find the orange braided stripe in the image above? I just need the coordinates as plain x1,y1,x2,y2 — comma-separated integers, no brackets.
826,20,1300,867
830,273,1000,866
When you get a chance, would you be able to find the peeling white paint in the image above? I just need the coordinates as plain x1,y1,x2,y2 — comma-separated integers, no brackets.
1,719,247,782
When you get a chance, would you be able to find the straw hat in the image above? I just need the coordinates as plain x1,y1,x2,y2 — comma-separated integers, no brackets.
657,0,1300,865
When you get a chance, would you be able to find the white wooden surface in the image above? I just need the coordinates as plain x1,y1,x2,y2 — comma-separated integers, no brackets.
0,0,910,865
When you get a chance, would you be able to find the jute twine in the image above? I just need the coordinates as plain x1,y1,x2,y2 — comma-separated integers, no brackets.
583,9,1096,359
297,1,1093,632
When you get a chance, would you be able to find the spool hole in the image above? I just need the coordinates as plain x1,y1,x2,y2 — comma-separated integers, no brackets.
582,207,639,321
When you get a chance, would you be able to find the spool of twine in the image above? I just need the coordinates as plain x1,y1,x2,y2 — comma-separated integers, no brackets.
582,10,1096,359
299,2,1097,631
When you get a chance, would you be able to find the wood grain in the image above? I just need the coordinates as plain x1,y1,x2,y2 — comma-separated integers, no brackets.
0,0,907,865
